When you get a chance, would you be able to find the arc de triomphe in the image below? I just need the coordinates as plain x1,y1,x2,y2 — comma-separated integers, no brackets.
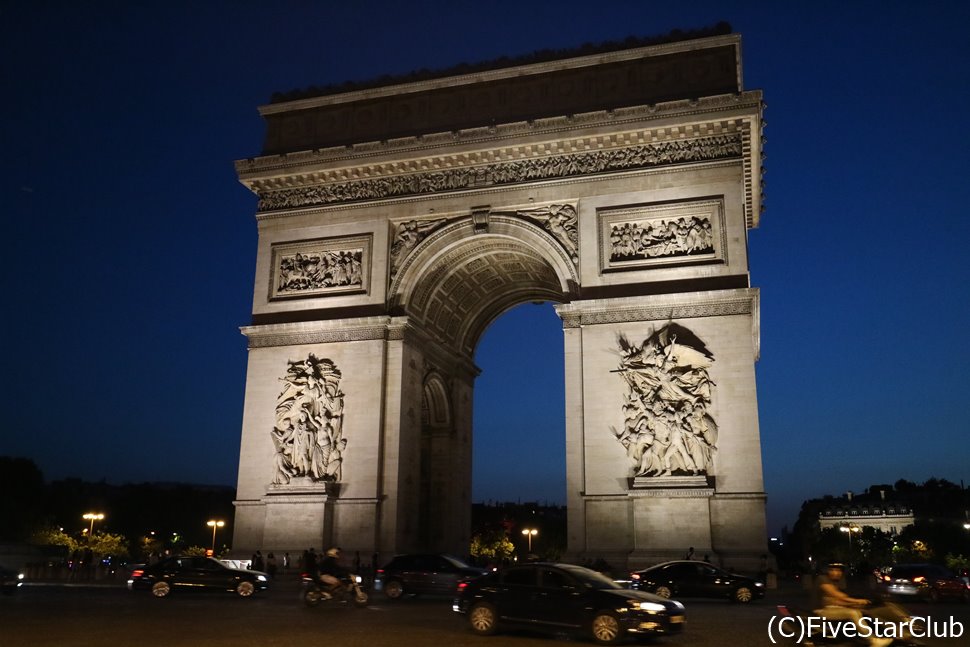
232,31,768,569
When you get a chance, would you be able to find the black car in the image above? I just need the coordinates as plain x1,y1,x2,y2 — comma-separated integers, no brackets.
880,563,970,602
630,560,764,603
127,555,269,598
375,553,487,599
454,562,685,644
1,565,25,594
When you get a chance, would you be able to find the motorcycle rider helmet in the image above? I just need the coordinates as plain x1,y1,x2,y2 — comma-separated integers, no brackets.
326,546,341,558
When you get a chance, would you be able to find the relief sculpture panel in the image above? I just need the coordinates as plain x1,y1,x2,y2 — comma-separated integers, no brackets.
271,235,370,299
611,324,717,479
271,354,347,485
599,198,724,272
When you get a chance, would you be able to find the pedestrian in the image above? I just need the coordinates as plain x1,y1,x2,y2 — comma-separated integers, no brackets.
684,546,695,560
266,552,277,578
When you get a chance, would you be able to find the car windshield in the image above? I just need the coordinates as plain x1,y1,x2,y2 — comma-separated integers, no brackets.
558,564,621,590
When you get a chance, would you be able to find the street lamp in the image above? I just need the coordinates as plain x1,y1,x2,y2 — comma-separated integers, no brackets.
207,520,225,553
83,513,105,537
840,525,860,562
521,528,538,552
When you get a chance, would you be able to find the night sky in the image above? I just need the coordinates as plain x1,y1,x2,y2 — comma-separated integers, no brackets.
3,1,968,537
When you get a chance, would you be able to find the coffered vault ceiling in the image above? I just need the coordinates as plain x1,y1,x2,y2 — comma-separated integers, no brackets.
405,236,565,356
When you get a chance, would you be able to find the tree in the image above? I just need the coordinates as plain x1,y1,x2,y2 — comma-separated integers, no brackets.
470,529,515,564
31,527,80,554
88,532,129,561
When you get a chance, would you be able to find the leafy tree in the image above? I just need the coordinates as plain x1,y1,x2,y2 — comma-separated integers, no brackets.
31,527,80,554
88,532,129,560
181,545,209,557
470,529,515,564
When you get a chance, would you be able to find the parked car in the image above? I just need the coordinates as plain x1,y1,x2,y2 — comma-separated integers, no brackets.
629,560,764,603
375,553,487,599
127,555,269,598
1,566,25,594
454,562,684,644
879,563,969,602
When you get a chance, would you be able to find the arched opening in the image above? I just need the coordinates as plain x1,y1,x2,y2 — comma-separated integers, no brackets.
389,214,577,553
473,301,565,507
419,372,452,548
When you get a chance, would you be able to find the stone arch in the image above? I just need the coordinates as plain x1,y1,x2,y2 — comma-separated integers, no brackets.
389,214,579,355
418,370,452,548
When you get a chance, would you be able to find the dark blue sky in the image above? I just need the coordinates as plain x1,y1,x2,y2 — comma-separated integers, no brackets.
3,1,968,536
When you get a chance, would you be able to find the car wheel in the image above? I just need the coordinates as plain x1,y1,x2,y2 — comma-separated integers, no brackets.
734,586,754,603
591,611,621,645
236,580,255,597
383,579,404,600
151,581,171,598
468,602,498,635
654,585,672,598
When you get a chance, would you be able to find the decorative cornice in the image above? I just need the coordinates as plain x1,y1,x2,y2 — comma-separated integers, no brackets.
251,129,743,213
241,317,398,348
236,93,761,176
557,291,757,328
628,488,715,498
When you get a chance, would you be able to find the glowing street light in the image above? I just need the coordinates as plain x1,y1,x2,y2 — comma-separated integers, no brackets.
840,525,861,557
521,528,538,552
207,520,225,553
83,513,105,537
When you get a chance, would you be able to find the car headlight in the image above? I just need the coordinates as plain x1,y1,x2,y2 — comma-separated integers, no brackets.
256,575,268,582
755,582,764,587
632,600,668,612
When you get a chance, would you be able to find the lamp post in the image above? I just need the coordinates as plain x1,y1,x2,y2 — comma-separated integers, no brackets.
83,513,104,538
840,525,860,564
207,520,225,553
521,528,538,553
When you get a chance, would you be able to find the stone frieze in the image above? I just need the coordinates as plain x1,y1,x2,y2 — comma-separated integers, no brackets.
256,134,742,211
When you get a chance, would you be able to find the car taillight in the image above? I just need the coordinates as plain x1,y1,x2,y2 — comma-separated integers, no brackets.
376,568,384,575
131,569,144,578
457,581,468,592
882,575,890,582
631,573,640,580
913,576,925,583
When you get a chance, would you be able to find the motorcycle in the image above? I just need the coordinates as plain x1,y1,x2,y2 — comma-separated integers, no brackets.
302,572,369,608
775,600,924,646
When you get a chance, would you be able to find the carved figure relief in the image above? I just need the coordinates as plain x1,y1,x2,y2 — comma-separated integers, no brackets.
257,134,741,211
270,235,371,299
609,215,713,262
389,218,448,278
611,324,717,478
598,198,724,272
494,204,579,264
271,354,347,485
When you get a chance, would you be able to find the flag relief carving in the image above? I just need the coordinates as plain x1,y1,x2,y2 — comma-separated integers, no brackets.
612,324,717,477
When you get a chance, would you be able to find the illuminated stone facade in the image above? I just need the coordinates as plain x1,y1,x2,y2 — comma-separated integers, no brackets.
232,32,768,570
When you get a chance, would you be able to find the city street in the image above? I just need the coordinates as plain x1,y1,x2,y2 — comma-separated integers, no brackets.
1,578,968,647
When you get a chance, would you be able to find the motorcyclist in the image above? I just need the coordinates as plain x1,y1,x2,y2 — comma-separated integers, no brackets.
317,546,349,598
814,562,892,647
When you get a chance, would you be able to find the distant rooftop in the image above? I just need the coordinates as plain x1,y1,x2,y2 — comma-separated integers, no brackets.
269,22,732,104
